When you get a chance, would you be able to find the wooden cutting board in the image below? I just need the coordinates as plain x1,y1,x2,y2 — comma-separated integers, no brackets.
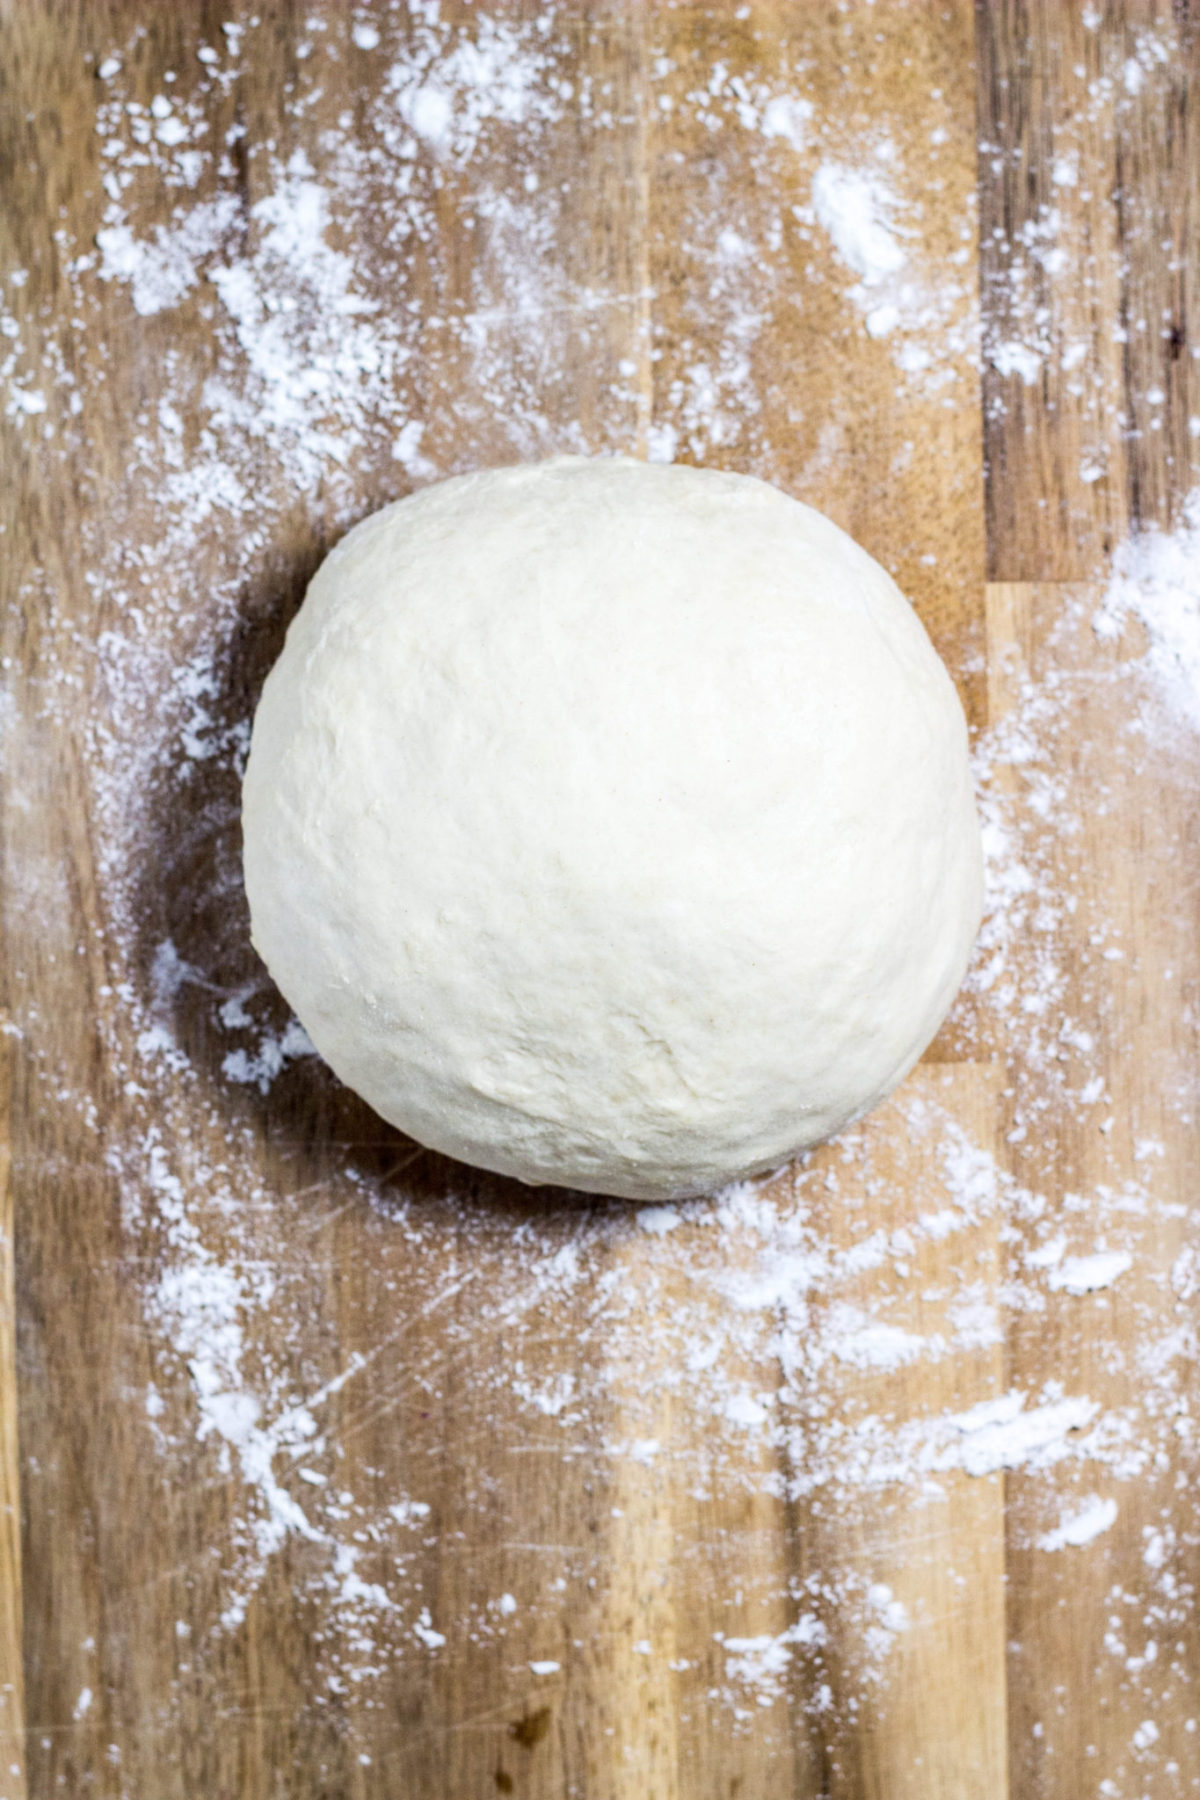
2,3,1198,1795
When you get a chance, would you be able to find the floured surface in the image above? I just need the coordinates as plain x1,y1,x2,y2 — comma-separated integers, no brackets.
2,4,1199,1797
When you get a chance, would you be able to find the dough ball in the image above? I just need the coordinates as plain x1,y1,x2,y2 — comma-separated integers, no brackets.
242,457,982,1201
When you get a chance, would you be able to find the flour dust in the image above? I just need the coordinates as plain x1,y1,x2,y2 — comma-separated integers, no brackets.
4,0,1199,1748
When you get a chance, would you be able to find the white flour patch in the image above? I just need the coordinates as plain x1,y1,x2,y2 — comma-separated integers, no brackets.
805,146,977,389
1047,1248,1133,1295
1039,1494,1119,1551
936,1391,1101,1479
1095,490,1200,742
97,197,242,316
989,338,1044,385
720,1614,825,1709
812,160,907,288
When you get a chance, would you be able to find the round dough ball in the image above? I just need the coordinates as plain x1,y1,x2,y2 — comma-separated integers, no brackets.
243,457,982,1201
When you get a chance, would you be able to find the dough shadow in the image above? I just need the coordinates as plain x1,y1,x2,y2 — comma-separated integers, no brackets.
127,541,617,1233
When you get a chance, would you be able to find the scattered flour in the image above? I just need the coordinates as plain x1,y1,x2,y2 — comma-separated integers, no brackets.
97,196,242,317
805,145,976,384
720,1615,826,1709
6,1,1199,1755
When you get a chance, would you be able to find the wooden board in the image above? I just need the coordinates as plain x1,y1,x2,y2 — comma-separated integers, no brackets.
984,579,1200,1796
1,2,1198,1795
978,0,1200,576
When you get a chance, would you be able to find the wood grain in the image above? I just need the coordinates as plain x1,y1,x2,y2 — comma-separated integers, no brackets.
789,1064,1008,1800
984,580,1200,1797
650,0,986,724
975,8,1200,1792
977,0,1200,580
2,1,1199,1796
0,1034,24,1800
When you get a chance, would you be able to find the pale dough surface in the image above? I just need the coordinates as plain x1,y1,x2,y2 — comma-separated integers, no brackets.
243,457,983,1200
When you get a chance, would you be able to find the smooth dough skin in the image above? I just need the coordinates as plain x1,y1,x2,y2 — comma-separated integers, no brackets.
243,457,983,1201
